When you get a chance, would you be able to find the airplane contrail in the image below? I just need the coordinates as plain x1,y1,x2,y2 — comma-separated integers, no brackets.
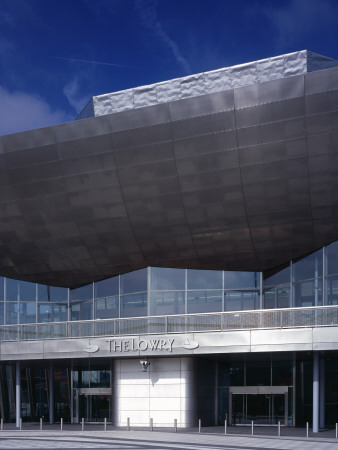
52,56,139,69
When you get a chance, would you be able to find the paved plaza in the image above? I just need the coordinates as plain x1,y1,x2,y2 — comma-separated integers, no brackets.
0,426,337,450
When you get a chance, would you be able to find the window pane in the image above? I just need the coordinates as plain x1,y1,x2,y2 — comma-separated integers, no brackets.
293,249,323,281
264,289,275,309
38,304,67,322
95,277,119,298
70,284,93,302
224,272,259,289
120,269,147,294
187,290,222,313
6,302,18,324
94,296,119,319
225,291,259,311
187,269,222,290
19,303,36,324
327,274,338,305
150,291,185,315
120,293,147,317
264,266,290,286
277,286,290,308
6,278,36,301
327,241,338,275
70,301,92,321
0,277,4,300
150,267,185,290
0,302,4,325
246,357,270,386
293,279,323,307
37,285,68,303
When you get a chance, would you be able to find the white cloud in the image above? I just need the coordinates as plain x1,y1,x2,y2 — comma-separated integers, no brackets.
63,78,89,114
135,0,191,74
0,86,72,136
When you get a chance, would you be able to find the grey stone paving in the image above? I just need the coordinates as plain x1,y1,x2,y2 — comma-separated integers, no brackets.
0,426,337,450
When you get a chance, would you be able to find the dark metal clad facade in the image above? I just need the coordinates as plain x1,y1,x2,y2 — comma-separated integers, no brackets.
1,67,338,287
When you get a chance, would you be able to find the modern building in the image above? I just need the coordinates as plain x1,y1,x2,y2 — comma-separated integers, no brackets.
0,50,338,431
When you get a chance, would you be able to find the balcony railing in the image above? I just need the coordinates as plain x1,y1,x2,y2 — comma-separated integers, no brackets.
0,305,338,342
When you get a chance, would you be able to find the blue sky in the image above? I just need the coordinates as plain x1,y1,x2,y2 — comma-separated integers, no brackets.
1,0,338,135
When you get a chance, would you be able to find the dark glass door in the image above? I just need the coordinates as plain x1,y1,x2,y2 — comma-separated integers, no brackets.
79,395,110,422
232,393,285,425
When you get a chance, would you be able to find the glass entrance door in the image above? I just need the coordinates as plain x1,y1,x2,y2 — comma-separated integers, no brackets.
78,394,111,422
231,393,286,425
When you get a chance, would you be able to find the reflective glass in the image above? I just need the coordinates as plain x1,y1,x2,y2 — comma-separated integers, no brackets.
293,249,323,281
224,271,259,289
38,304,67,322
6,278,36,301
37,284,68,303
263,287,290,309
272,356,292,386
218,360,244,386
246,357,271,386
326,241,338,275
187,269,222,290
19,302,37,324
326,274,338,305
0,302,4,325
0,277,4,300
6,302,19,324
264,266,290,286
94,296,119,319
120,268,147,294
70,301,93,321
150,267,185,290
120,293,147,317
224,291,259,311
293,279,323,307
95,277,119,299
150,291,185,315
70,284,93,302
187,290,222,313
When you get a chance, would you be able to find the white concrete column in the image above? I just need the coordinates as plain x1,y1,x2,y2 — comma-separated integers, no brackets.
15,361,20,428
49,365,54,424
313,352,319,433
320,358,325,429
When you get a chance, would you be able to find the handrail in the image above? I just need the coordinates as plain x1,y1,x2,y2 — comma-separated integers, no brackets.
0,304,337,342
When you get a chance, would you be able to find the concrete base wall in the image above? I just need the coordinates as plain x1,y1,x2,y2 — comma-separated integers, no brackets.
113,357,197,427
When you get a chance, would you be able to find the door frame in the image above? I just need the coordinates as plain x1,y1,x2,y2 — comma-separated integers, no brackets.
229,386,288,426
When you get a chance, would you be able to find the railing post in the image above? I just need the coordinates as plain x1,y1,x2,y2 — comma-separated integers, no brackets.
280,310,283,328
61,417,63,431
165,315,168,334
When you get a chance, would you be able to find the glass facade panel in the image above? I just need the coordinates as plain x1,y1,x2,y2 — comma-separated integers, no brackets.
94,296,119,319
70,301,92,321
150,267,185,291
120,292,147,317
150,291,185,316
0,277,4,300
224,271,259,289
0,302,4,325
293,279,323,307
263,287,290,309
327,240,338,275
6,279,36,301
218,360,244,386
120,268,147,294
264,266,290,286
95,277,119,299
187,269,222,290
187,290,222,313
293,249,323,281
38,284,68,303
19,303,36,324
6,302,18,324
70,284,93,302
225,291,259,311
38,304,67,323
246,358,270,386
327,274,338,305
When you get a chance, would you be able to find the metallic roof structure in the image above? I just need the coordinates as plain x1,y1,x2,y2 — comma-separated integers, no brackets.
1,50,338,287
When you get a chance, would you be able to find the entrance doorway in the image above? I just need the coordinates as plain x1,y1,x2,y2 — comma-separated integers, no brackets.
229,386,288,425
74,389,112,423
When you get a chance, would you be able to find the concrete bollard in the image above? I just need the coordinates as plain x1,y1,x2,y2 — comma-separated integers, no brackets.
150,417,153,431
1,418,3,431
81,417,84,431
278,421,280,437
40,417,43,431
198,418,201,433
224,419,227,435
251,420,254,436
61,418,63,431
174,418,177,432
19,418,22,431
127,417,130,431
104,417,107,431
306,422,309,437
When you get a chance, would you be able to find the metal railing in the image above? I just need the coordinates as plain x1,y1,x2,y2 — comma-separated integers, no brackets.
1,305,338,342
